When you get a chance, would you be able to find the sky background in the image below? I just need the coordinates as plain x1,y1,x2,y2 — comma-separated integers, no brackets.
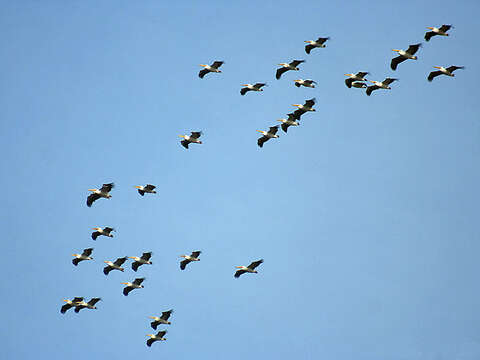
1,0,479,359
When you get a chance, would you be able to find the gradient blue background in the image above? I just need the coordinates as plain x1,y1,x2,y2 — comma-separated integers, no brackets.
1,1,479,359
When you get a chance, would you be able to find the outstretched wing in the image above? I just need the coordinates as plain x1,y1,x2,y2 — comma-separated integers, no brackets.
138,189,145,196
268,126,279,135
305,44,315,54
198,69,209,78
72,258,80,266
446,65,464,73
151,321,159,330
146,338,155,347
181,140,189,149
88,297,101,306
211,61,224,69
157,330,167,338
383,78,398,86
191,251,201,258
439,24,452,33
100,183,114,193
103,266,112,275
114,257,127,266
86,193,100,207
390,55,406,71
190,132,202,139
276,67,289,80
240,87,249,95
292,109,304,120
281,122,289,133
141,252,152,261
91,231,100,240
407,43,421,55
82,248,93,257
257,136,268,148
356,72,368,78
123,286,133,296
427,71,442,82
61,303,72,314
161,309,173,320
248,259,264,270
132,262,141,272
290,59,305,67
180,259,190,270
304,98,316,108
254,83,266,89
234,269,246,278
133,277,145,285
104,227,114,233
144,184,156,191
424,31,435,41
366,85,379,96
316,37,329,44
345,78,354,88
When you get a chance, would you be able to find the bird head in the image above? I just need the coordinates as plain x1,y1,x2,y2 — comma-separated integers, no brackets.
92,227,101,231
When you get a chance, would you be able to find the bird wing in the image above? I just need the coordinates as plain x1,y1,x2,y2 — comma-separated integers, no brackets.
424,31,435,41
141,252,152,261
383,78,398,86
446,65,464,73
161,309,173,320
133,277,145,285
254,83,266,89
144,184,156,191
104,227,114,233
407,43,421,55
316,37,329,44
366,85,379,96
123,287,133,296
198,69,209,78
180,259,190,270
345,78,353,88
390,55,406,70
190,132,202,139
290,60,305,67
257,136,267,148
439,24,452,32
150,321,159,330
248,259,264,270
131,261,140,272
240,87,249,95
72,297,84,303
305,44,315,54
286,113,296,121
211,61,224,69
74,304,86,313
91,231,100,240
103,266,112,275
356,72,368,78
427,71,442,82
82,248,93,257
138,189,145,196
61,304,72,313
114,257,127,266
292,109,304,120
157,330,167,338
86,193,100,207
181,140,189,149
72,258,80,266
276,67,289,80
268,126,279,135
234,269,247,278
88,297,101,306
305,79,316,85
304,98,316,107
191,251,201,258
281,123,289,133
100,183,114,193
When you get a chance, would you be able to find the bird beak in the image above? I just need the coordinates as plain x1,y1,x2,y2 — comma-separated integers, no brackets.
62,299,69,302
103,261,108,263
434,66,441,69
241,84,248,86
146,334,152,337
303,41,309,43
134,186,141,188
255,130,263,133
92,228,99,230
235,266,243,268
178,135,185,138
344,74,352,76
148,316,155,319
369,80,376,83
199,64,206,67
128,257,135,259
87,189,96,192
292,104,299,107
121,282,128,285
427,27,433,30
392,49,399,52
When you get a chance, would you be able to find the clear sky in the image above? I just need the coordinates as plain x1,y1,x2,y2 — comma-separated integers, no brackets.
1,1,479,359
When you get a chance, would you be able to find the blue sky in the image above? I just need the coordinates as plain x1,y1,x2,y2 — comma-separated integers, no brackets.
1,1,479,359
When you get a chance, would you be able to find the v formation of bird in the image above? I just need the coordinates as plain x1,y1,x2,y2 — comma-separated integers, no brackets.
61,23,462,348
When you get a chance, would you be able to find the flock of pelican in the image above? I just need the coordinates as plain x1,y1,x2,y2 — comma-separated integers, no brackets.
61,23,463,349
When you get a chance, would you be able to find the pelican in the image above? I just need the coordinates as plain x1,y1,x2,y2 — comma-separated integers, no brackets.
240,83,266,95
366,78,398,96
179,131,202,149
234,259,264,278
135,184,156,196
149,309,174,329
257,126,279,148
277,113,300,133
122,277,145,296
428,66,464,81
390,44,421,70
276,60,305,80
72,248,93,266
129,252,152,272
351,82,367,88
344,72,369,88
294,79,316,88
74,297,101,313
292,98,316,120
103,256,128,275
425,25,453,41
60,297,84,314
86,183,114,207
180,251,201,270
198,61,224,78
146,330,167,347
91,226,114,240
304,37,330,54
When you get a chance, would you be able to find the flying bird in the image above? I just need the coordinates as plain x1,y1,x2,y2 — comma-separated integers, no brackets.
86,183,114,207
103,256,128,275
257,126,279,148
91,226,114,240
428,66,464,81
129,252,153,272
390,44,421,70
292,98,316,120
294,79,316,88
149,309,174,329
135,184,156,196
276,60,305,79
179,131,202,149
366,78,398,96
234,259,264,278
344,72,369,88
277,113,300,133
122,278,145,296
425,25,453,41
304,37,330,54
198,61,224,78
74,297,101,313
180,251,201,270
72,248,93,266
240,83,266,95
60,297,84,314
146,330,167,347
